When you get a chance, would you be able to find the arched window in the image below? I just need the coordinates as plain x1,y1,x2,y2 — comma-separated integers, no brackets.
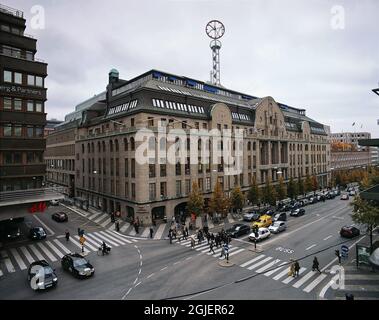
130,137,135,151
148,137,156,151
124,138,128,151
247,141,251,151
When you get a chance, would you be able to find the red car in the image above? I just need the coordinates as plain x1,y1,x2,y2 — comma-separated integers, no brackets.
340,226,360,238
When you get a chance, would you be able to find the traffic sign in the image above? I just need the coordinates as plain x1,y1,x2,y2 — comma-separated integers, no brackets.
341,245,349,257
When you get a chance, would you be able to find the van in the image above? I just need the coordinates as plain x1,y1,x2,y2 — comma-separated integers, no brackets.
252,215,273,228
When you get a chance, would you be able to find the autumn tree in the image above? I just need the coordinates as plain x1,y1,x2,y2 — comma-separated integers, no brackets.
305,174,313,193
230,186,245,212
276,176,287,201
247,175,261,206
262,178,277,206
287,177,298,200
298,177,305,196
187,182,204,218
209,181,230,218
311,175,319,192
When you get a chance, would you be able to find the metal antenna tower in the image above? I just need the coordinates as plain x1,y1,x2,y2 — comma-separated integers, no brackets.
206,20,225,85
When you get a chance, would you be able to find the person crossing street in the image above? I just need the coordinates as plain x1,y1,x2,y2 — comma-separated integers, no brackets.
190,236,195,249
149,226,154,239
65,230,70,242
209,240,215,254
312,257,321,273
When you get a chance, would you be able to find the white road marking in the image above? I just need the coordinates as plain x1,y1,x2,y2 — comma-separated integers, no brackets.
132,239,138,242
69,238,90,253
20,246,35,264
216,247,239,258
120,222,130,233
303,273,327,293
228,248,245,257
185,257,192,261
147,273,155,279
32,215,55,235
93,232,119,247
264,262,288,277
195,243,211,251
255,259,281,274
154,223,166,239
140,261,143,267
74,235,98,251
100,218,112,228
94,214,108,223
282,267,306,284
87,212,102,220
105,230,132,243
293,271,316,288
160,266,167,271
10,248,27,270
247,257,273,270
99,231,127,245
138,269,141,275
1,251,15,273
53,239,71,254
28,244,45,260
240,255,266,268
45,241,64,258
129,229,137,236
82,234,103,248
85,233,103,245
133,278,138,285
139,254,142,260
273,267,292,281
173,261,181,265
305,244,317,251
323,235,333,241
36,242,57,262
135,281,141,287
56,235,65,239
141,227,150,237
227,214,235,223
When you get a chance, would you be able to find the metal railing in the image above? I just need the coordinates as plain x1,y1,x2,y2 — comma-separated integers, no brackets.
0,4,24,18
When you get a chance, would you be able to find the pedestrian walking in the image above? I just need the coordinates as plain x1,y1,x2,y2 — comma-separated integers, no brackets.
149,226,154,239
220,244,225,258
312,257,321,273
190,236,195,249
115,220,120,232
209,240,215,254
168,230,173,244
65,230,70,242
77,227,81,236
294,260,300,277
335,249,341,264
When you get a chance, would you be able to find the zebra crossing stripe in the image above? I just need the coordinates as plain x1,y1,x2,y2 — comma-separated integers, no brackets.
94,214,108,223
120,222,130,233
1,252,15,273
99,231,127,245
93,232,119,247
214,246,238,258
240,255,266,268
255,259,281,274
293,271,317,288
0,269,3,277
101,218,113,228
129,229,137,236
228,248,245,257
273,266,291,281
154,224,166,240
28,244,45,261
104,230,132,243
195,243,211,251
53,239,71,254
74,236,98,251
10,248,27,270
264,262,288,277
303,274,327,293
69,238,90,253
247,257,273,270
87,212,102,220
178,239,191,245
83,235,103,248
45,241,65,258
132,239,138,242
85,233,103,245
141,227,150,237
36,242,57,262
20,246,35,264
282,267,306,284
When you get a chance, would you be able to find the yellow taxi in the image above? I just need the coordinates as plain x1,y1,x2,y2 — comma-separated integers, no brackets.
251,215,273,228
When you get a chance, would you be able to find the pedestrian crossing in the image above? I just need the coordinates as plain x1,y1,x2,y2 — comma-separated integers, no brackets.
80,210,243,240
0,230,135,277
174,238,333,295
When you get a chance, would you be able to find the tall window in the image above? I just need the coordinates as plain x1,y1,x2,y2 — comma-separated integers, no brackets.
160,164,166,177
3,124,11,136
14,72,22,84
3,70,12,82
131,183,136,199
185,180,191,194
131,159,135,178
160,182,167,198
206,177,211,191
149,183,156,201
3,97,11,110
149,164,156,178
176,180,182,196
14,125,22,136
125,159,129,177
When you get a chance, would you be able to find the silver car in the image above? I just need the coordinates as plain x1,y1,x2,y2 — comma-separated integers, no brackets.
269,221,286,233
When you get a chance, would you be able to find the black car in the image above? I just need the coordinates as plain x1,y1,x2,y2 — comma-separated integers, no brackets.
264,210,276,216
340,226,360,238
290,208,305,217
243,212,260,222
0,222,21,240
29,227,47,240
61,253,95,278
273,212,287,222
27,260,57,290
225,224,251,238
52,212,68,222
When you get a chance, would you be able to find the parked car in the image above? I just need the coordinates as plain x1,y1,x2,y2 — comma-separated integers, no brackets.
349,190,356,196
299,199,309,206
243,212,260,222
340,194,349,200
61,253,94,278
340,225,360,238
325,192,336,200
29,227,47,240
252,215,273,229
273,212,287,222
279,204,291,212
290,208,305,217
248,227,271,242
50,199,60,206
334,189,341,196
309,197,318,204
225,224,251,238
52,212,68,222
264,209,276,216
269,221,286,234
0,222,21,240
27,260,58,291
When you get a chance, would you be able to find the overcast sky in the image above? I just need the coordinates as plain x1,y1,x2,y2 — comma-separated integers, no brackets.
6,0,379,136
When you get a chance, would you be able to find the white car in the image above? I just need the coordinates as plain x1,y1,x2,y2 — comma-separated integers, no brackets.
248,227,271,242
269,221,286,234
50,199,60,206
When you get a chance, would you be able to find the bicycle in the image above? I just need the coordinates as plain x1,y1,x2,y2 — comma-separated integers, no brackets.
97,246,111,256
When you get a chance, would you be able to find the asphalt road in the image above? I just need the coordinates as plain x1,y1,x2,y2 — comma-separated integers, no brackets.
0,197,368,300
